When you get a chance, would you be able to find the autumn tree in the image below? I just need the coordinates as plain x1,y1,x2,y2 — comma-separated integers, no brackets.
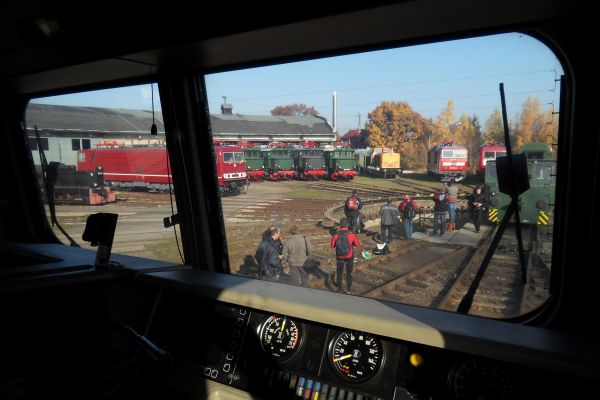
431,100,456,144
483,108,504,144
455,114,483,173
270,103,319,116
513,97,548,149
365,101,432,169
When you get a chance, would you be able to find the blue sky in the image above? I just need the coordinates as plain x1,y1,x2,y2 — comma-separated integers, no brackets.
32,32,563,134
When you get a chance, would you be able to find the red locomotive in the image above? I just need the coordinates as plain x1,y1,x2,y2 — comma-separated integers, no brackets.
426,141,469,182
77,144,247,194
478,143,506,176
212,144,248,193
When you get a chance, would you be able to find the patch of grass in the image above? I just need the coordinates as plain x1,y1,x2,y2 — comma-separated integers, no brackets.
285,190,344,200
353,176,404,189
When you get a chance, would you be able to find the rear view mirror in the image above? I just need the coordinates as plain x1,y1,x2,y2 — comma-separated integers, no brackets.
82,213,118,269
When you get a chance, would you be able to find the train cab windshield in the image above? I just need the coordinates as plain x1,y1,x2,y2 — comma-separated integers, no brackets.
223,152,245,163
200,32,563,320
25,84,184,264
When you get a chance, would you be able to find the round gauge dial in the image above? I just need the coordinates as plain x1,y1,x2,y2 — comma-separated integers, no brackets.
329,331,383,382
259,315,301,361
448,359,514,400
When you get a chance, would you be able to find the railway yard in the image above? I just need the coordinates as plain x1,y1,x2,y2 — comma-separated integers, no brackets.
49,174,552,319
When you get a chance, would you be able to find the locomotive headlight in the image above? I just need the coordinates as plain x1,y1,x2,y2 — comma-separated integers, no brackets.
491,191,497,196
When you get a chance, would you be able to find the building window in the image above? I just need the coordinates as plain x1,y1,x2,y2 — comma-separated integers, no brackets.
72,139,81,151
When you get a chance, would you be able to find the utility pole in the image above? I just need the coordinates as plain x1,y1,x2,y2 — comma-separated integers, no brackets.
357,113,361,130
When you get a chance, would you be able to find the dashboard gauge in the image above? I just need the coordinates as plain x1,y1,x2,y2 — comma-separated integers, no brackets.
259,315,302,361
329,331,383,383
448,359,514,400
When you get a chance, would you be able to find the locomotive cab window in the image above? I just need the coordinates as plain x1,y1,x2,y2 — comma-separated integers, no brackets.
203,32,562,319
25,84,183,264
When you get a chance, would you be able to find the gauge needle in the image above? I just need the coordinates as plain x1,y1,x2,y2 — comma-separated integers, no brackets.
333,354,352,362
281,318,286,332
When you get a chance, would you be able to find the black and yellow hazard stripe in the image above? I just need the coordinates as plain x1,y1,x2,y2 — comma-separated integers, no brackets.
488,208,499,223
537,210,549,225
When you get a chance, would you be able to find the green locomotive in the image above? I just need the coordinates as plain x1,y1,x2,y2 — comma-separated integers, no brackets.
264,146,296,180
243,147,266,181
323,146,357,180
294,147,327,180
485,142,556,225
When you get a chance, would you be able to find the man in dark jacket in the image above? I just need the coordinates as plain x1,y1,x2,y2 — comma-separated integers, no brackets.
344,190,363,234
331,218,360,294
467,186,486,233
398,194,419,240
255,226,283,280
261,219,283,254
432,190,449,236
379,198,400,243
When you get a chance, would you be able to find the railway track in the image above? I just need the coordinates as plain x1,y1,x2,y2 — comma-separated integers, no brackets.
433,225,549,317
277,180,435,199
322,222,550,318
223,183,551,319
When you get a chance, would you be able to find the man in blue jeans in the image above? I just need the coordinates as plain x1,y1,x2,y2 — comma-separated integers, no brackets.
398,194,419,239
445,179,459,230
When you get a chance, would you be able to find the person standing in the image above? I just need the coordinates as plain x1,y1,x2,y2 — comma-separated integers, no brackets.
379,198,400,243
255,226,283,281
282,225,313,286
467,186,486,233
344,190,363,234
398,194,419,239
445,179,459,230
261,219,283,255
432,190,449,236
331,218,359,294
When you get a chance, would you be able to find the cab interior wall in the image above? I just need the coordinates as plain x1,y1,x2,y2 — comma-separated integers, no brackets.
0,281,158,382
0,1,598,399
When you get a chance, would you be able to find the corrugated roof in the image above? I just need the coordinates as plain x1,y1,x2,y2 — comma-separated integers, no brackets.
26,103,165,133
209,114,333,135
25,104,333,137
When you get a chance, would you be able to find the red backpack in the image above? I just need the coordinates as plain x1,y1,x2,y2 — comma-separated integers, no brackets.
346,196,359,210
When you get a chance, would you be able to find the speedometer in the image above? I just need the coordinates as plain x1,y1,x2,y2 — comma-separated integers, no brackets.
259,315,302,361
329,331,383,383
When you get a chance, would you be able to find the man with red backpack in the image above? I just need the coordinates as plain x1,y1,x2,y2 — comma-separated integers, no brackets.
398,194,419,240
331,218,359,294
344,190,363,234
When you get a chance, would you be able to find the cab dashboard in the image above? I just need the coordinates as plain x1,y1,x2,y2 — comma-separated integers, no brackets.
145,286,596,400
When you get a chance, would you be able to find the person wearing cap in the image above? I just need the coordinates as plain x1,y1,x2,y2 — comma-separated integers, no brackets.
398,194,419,240
445,179,459,231
379,197,400,244
432,189,449,236
331,218,360,294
